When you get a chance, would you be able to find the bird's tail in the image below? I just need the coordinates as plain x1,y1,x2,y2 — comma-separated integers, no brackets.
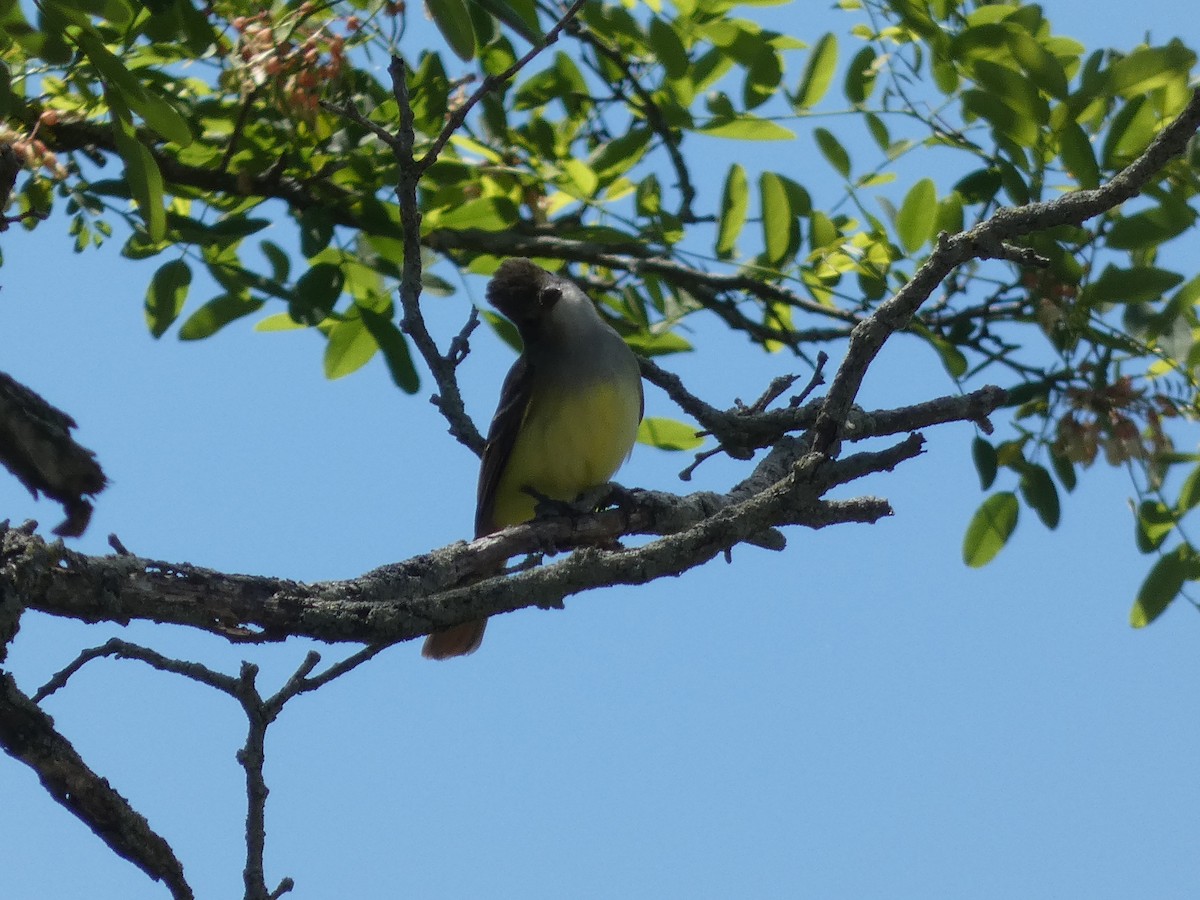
421,619,488,660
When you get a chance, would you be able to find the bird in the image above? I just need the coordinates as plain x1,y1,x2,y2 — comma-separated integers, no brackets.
422,259,644,659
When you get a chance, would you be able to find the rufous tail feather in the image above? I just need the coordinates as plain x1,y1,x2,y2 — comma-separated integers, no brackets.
422,619,487,660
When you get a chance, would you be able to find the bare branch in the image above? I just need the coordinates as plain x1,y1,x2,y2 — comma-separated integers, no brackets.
4,379,1004,644
0,671,192,899
24,632,384,899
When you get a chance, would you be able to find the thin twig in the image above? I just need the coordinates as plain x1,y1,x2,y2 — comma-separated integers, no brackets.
1,672,193,899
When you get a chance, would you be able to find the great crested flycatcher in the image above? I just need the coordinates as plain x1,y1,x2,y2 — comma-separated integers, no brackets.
422,259,644,659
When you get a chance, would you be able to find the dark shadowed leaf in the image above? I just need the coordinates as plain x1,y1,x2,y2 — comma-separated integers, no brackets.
1130,544,1192,628
428,0,477,60
292,263,344,325
972,437,998,490
144,258,191,338
1019,463,1060,529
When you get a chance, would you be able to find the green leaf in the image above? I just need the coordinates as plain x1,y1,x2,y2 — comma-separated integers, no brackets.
324,316,377,379
972,437,998,490
743,44,783,110
1106,200,1197,251
255,313,307,333
260,240,291,283
1086,265,1185,304
970,58,1048,125
843,45,877,105
292,263,344,325
1102,95,1156,167
427,197,519,231
648,18,689,79
699,117,794,141
1008,30,1069,100
1110,42,1197,98
590,127,653,182
1057,122,1100,190
759,172,796,266
471,0,542,43
71,26,191,146
622,330,693,356
178,294,264,341
144,258,191,338
1135,500,1177,553
716,163,748,258
1130,544,1191,628
110,103,166,242
813,127,851,178
795,32,838,109
1048,447,1077,493
298,207,335,258
1019,463,1060,529
427,0,477,60
360,307,420,393
928,332,966,378
896,177,937,253
637,417,704,451
1177,465,1200,513
962,88,1039,145
954,168,1002,204
963,491,1019,567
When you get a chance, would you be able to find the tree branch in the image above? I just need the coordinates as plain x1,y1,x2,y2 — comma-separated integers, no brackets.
25,634,384,900
0,670,192,899
3,377,1003,644
809,87,1200,456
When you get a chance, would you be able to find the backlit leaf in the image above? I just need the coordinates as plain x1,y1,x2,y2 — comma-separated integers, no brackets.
700,117,794,141
1135,500,1176,553
324,316,377,379
759,172,796,265
795,32,838,109
896,177,937,253
637,417,704,451
716,163,749,257
963,491,1019,567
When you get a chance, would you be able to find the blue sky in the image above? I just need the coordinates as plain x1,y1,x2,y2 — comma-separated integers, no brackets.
2,2,1199,898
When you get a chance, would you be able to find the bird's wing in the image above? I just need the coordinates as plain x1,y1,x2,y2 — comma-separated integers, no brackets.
474,355,535,538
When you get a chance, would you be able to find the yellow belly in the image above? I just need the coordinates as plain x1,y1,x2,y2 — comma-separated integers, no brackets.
490,379,640,528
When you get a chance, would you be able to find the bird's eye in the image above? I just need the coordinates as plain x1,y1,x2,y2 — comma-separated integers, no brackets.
539,286,562,310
